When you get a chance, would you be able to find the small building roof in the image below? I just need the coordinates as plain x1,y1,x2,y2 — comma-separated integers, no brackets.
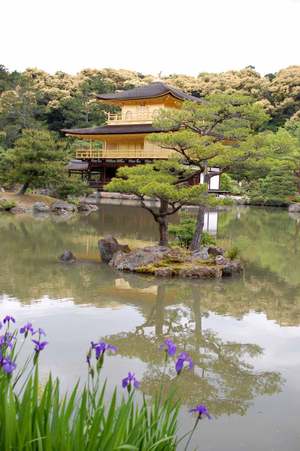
67,159,89,170
62,124,172,136
96,82,202,103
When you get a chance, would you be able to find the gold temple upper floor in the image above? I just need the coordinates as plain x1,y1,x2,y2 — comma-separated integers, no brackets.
76,148,175,160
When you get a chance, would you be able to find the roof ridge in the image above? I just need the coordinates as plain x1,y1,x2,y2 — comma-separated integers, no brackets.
96,81,202,103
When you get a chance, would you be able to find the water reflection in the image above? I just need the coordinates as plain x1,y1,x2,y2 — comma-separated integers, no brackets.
0,206,300,450
105,280,283,417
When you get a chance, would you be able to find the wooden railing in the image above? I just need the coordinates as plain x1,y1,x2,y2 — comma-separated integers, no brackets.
106,111,155,124
76,148,174,160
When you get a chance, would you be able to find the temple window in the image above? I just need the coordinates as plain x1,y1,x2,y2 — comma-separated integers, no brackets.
125,110,133,120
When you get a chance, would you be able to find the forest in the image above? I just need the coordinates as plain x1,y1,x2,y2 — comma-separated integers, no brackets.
1,64,300,147
0,64,300,203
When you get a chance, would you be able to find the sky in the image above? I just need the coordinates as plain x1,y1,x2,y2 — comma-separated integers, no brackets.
1,0,300,76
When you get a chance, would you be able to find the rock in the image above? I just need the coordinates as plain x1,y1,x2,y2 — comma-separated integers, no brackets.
289,212,300,222
109,245,169,271
99,192,140,200
288,203,300,213
10,206,26,215
36,188,53,196
59,250,76,263
164,248,187,263
222,260,243,277
208,245,224,256
51,200,77,214
86,191,100,199
33,202,50,213
154,267,174,277
191,246,209,260
98,236,130,263
215,255,227,265
77,202,98,213
178,266,222,279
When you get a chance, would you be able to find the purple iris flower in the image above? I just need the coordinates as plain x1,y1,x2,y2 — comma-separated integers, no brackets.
160,339,177,357
20,323,34,336
1,357,16,374
190,404,212,420
3,315,15,325
0,321,2,330
33,328,46,337
122,372,140,391
0,333,15,350
91,341,117,360
32,339,48,352
175,352,193,375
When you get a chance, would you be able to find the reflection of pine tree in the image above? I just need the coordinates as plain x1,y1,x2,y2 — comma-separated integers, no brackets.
106,283,284,418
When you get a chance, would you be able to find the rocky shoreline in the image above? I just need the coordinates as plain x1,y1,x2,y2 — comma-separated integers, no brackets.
0,196,98,217
97,236,243,279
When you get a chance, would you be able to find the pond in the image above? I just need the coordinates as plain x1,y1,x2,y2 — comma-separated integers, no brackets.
0,205,300,451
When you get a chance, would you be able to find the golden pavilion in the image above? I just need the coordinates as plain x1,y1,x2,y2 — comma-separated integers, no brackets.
63,82,220,190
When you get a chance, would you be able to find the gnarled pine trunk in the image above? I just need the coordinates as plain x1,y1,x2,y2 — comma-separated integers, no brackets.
157,199,169,247
189,205,205,251
17,181,30,196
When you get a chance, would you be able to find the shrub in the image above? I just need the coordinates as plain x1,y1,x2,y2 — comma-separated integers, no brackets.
0,199,16,211
53,177,92,200
169,216,196,247
226,246,239,260
220,174,242,194
247,168,297,207
218,197,234,206
290,195,300,203
201,231,216,246
169,215,216,248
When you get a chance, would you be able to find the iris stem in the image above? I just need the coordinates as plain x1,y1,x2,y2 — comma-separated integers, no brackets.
184,417,200,451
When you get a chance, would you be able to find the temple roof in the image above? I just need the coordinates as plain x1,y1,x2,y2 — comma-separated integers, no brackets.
62,123,171,136
96,82,202,103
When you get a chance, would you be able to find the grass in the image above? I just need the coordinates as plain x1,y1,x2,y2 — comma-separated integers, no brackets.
0,191,58,208
0,370,179,451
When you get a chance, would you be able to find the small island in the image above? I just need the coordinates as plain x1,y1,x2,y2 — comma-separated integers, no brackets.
98,236,242,279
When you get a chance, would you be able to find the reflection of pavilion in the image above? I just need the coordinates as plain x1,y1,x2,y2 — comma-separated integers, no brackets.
204,210,218,235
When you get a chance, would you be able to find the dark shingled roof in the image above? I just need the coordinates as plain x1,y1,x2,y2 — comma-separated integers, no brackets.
96,82,202,103
62,124,172,136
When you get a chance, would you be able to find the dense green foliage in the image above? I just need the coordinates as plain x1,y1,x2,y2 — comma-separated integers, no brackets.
0,129,90,196
106,161,209,245
247,168,297,206
220,174,241,194
0,199,16,211
53,176,92,200
148,93,272,247
149,95,300,206
1,64,300,148
0,64,299,203
169,215,216,248
0,129,69,194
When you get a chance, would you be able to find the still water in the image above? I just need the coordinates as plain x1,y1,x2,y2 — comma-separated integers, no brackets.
0,205,300,451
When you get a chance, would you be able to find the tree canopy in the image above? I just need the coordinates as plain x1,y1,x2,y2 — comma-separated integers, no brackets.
106,161,209,246
0,64,300,149
1,129,68,194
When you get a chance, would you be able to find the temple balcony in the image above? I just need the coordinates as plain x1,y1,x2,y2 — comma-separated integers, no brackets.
106,111,156,125
75,147,174,160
